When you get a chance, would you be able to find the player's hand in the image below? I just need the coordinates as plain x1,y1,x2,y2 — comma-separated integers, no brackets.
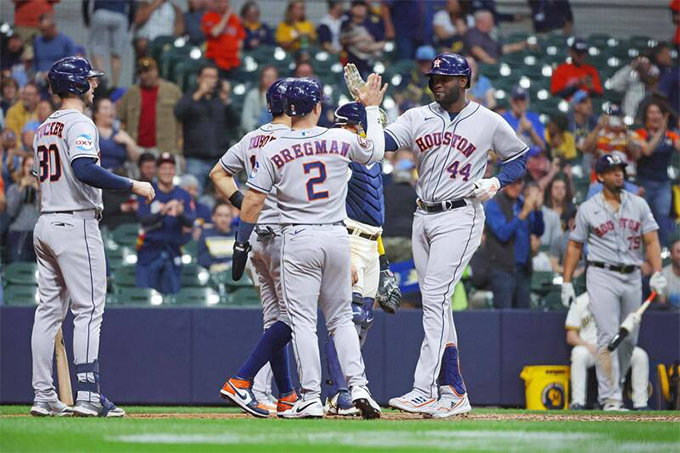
132,180,155,204
650,271,667,294
468,177,500,202
344,63,366,101
232,240,252,281
354,73,388,107
561,282,575,307
377,268,401,314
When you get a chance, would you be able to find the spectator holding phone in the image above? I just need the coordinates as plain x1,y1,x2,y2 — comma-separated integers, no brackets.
6,155,39,262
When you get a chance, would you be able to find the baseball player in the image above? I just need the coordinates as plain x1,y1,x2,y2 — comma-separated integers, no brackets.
566,292,650,410
376,53,530,418
211,78,298,418
562,154,665,411
231,75,387,419
31,57,155,417
323,102,402,416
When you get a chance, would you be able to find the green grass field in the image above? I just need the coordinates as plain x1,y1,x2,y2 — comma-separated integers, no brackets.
1,405,679,452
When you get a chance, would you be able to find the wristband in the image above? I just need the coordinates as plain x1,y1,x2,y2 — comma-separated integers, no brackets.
379,254,390,271
229,190,245,209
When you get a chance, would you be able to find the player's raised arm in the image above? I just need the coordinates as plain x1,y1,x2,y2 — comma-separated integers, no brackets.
352,73,388,164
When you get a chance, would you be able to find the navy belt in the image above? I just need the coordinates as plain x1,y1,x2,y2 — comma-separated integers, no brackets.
588,261,637,274
417,198,466,213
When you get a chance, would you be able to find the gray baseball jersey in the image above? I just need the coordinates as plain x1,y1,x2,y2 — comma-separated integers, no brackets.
385,101,527,202
219,122,291,224
570,191,658,266
247,126,382,224
33,109,103,211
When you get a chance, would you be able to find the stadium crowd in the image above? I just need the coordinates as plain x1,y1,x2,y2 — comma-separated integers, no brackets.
0,0,679,312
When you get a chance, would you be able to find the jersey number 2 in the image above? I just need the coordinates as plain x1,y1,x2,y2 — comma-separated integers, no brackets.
303,161,329,201
37,144,62,182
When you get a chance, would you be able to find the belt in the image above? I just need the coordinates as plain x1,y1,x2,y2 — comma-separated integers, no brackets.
286,221,345,227
347,227,380,241
42,209,102,221
417,198,466,213
588,261,638,274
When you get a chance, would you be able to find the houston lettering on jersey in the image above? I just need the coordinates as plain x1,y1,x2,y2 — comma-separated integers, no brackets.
593,217,641,237
36,122,65,140
414,132,477,157
270,140,350,168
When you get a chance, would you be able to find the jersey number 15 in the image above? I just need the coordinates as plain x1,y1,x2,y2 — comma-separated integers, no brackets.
37,144,62,182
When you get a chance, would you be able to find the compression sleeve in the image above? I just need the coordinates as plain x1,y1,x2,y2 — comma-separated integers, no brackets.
384,131,398,151
496,153,527,188
72,157,133,191
236,220,256,243
364,106,385,162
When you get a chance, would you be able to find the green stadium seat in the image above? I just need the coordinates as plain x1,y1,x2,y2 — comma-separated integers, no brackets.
230,287,261,306
530,271,558,294
111,223,140,248
477,62,500,79
172,287,222,306
210,268,254,292
180,264,211,288
110,287,163,306
4,285,39,306
111,266,137,291
4,262,38,285
149,36,176,63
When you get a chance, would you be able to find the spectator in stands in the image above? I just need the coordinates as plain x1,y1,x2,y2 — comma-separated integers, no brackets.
290,62,335,127
184,0,208,45
118,57,182,155
1,129,21,185
293,60,314,78
464,10,531,65
394,45,435,111
382,151,417,262
240,0,274,51
19,99,51,154
542,175,573,252
593,106,640,165
136,153,195,295
433,0,468,53
33,14,76,76
175,63,240,193
133,0,184,59
202,0,245,79
241,65,278,133
180,174,212,227
318,0,345,54
485,178,545,309
94,97,141,172
197,202,235,270
611,56,660,120
671,0,680,46
381,0,436,60
466,56,495,109
546,113,577,161
101,169,140,231
502,85,546,151
0,78,19,117
650,43,673,79
660,237,680,309
1,32,30,86
340,0,385,78
528,0,572,34
6,155,39,263
5,82,38,148
276,0,316,52
568,90,599,156
84,0,135,88
634,101,680,247
524,147,555,190
659,63,679,119
12,0,59,43
138,152,157,183
551,38,603,98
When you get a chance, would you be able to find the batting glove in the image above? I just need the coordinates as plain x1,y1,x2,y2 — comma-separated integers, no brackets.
650,271,667,294
561,282,575,308
469,177,500,202
231,241,252,281
377,269,401,314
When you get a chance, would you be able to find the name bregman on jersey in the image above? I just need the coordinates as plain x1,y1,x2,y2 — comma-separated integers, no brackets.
270,139,354,168
415,132,477,157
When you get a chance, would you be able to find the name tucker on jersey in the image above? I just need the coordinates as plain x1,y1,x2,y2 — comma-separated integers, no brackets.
270,140,351,168
415,132,477,157
35,121,65,140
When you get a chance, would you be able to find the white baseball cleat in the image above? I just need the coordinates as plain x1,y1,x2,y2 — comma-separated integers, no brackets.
350,386,381,419
425,389,472,418
280,398,324,419
30,400,73,417
603,399,629,412
324,390,360,416
388,389,437,414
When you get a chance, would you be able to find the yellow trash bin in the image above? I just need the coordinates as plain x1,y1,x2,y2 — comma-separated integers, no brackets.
520,365,570,410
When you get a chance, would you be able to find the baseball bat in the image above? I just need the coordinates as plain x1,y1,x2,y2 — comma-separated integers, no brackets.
55,327,74,406
607,291,656,351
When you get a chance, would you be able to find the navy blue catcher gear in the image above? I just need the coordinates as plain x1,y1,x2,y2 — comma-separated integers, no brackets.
427,53,471,89
595,153,627,174
334,101,367,131
48,56,103,96
284,77,326,116
266,77,295,115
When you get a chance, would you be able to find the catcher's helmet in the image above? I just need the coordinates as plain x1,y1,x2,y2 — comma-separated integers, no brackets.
334,102,367,131
48,56,103,96
284,78,326,117
266,78,295,115
595,153,627,174
427,53,471,90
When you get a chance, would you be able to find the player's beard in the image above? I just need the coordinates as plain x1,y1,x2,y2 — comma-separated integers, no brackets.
436,86,463,109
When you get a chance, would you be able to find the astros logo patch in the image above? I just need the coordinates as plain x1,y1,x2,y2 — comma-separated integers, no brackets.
358,136,371,149
75,134,94,152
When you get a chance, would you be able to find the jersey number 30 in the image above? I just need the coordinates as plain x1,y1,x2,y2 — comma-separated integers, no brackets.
303,161,329,201
37,144,62,182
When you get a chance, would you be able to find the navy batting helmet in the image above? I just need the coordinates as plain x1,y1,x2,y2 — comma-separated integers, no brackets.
595,153,627,174
266,78,295,115
427,53,471,89
48,56,103,96
334,102,367,131
284,78,326,117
